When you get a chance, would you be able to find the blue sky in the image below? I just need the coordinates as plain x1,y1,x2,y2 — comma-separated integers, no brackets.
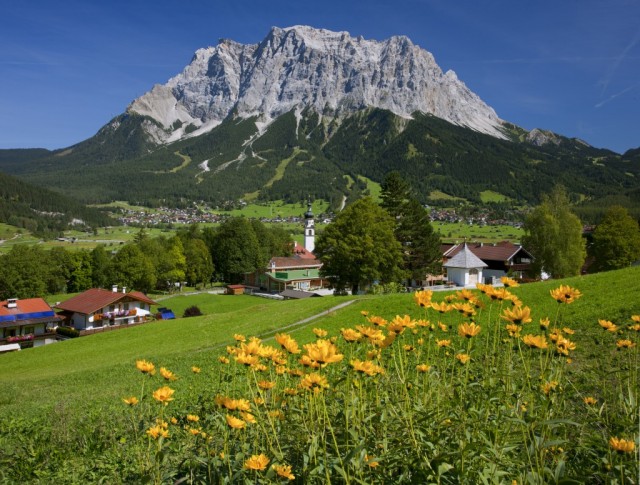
1,0,638,153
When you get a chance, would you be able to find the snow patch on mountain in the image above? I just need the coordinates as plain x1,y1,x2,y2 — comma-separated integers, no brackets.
128,25,506,143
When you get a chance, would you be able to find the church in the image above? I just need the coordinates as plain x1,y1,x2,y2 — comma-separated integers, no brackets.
244,202,329,293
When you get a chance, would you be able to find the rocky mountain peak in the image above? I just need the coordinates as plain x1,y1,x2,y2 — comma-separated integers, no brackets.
128,25,506,143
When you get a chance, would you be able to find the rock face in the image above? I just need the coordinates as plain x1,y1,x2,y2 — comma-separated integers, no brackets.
128,25,506,143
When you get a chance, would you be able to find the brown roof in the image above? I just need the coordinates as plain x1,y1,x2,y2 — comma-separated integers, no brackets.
445,241,532,262
269,256,322,270
56,288,157,315
292,242,317,259
0,298,54,316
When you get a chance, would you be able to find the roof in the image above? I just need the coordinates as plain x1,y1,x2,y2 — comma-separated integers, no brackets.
56,288,157,315
227,284,245,289
267,268,322,282
0,298,57,323
443,243,488,269
292,241,317,259
444,241,532,262
269,256,322,270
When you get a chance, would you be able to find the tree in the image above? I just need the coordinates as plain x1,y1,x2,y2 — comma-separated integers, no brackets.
209,217,262,283
91,245,112,289
522,186,586,278
591,206,640,271
110,244,156,293
314,197,404,294
380,172,441,283
184,238,214,287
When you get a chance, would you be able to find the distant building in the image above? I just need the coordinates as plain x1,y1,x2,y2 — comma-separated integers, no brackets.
303,200,315,252
0,298,62,348
443,243,488,287
56,286,157,331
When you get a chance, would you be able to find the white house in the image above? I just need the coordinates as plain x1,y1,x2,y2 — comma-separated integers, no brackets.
443,243,488,287
0,298,62,348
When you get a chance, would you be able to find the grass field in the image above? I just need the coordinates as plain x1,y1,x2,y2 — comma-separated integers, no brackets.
0,267,638,483
434,221,524,243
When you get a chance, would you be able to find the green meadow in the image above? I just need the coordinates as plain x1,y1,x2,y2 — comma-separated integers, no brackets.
0,267,638,483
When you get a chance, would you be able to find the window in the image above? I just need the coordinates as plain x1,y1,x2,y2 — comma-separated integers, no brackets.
24,326,34,335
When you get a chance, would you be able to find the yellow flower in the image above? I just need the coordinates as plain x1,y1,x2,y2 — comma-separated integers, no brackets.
598,319,617,332
414,290,433,308
170,417,178,425
273,464,295,480
451,302,476,318
233,334,246,342
312,328,328,337
257,380,276,390
555,337,577,355
122,396,139,406
284,387,298,396
186,414,199,422
539,317,550,330
235,351,260,366
541,381,559,395
562,327,575,335
217,396,251,412
341,328,363,342
188,427,201,436
146,425,169,439
583,396,597,406
416,319,431,327
550,285,582,304
456,289,475,301
160,367,178,381
152,386,175,405
303,339,344,366
275,333,301,354
219,356,230,364
360,310,369,317
269,409,285,419
501,306,532,325
387,314,416,333
522,334,548,349
490,287,513,301
299,372,329,393
632,315,640,323
365,454,380,468
430,301,451,313
191,366,201,373
244,454,270,471
609,437,635,453
436,339,451,348
500,276,519,287
240,411,256,424
356,325,386,344
225,414,246,429
298,354,321,368
136,359,155,375
350,359,385,377
367,315,388,326
437,322,448,332
616,339,636,349
377,331,397,349
630,324,640,332
416,364,431,373
455,353,471,364
458,322,481,338
506,324,522,337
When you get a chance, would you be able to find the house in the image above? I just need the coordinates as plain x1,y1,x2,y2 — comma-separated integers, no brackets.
56,286,157,331
245,242,329,293
443,241,534,282
443,243,488,287
226,284,245,295
0,298,62,348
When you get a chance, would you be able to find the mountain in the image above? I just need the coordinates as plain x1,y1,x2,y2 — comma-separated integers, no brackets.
129,25,505,143
0,170,113,236
0,26,638,217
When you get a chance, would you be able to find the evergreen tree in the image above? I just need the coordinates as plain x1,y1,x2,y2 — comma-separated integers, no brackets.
591,206,640,271
314,197,403,294
523,186,586,278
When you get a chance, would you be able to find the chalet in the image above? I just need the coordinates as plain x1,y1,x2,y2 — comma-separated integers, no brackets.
56,286,157,331
443,241,533,282
0,298,61,348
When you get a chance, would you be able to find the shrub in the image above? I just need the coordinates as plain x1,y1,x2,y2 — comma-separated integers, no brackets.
182,306,203,318
56,326,79,338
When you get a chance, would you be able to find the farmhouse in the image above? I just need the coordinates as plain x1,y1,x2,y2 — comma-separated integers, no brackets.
0,298,61,348
56,286,157,331
443,241,533,282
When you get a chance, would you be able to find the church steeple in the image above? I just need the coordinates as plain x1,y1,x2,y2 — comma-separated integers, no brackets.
304,198,315,253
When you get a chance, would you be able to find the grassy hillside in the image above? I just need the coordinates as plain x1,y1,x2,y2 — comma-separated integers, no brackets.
0,268,638,483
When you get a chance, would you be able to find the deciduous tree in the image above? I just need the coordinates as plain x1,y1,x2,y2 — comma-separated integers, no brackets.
591,205,640,271
314,197,403,294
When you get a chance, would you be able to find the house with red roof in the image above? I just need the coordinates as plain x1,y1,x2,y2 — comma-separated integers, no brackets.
56,286,157,331
443,241,533,283
0,298,62,348
244,242,329,293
